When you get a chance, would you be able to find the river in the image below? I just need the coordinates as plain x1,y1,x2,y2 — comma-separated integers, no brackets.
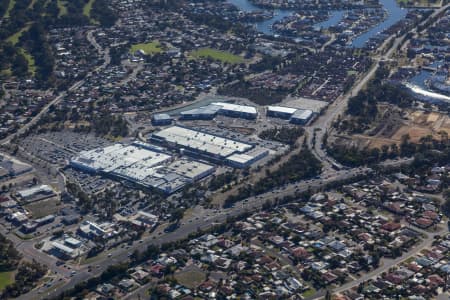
227,0,407,48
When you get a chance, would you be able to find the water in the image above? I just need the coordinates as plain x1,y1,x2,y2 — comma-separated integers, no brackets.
350,0,407,47
228,0,407,47
410,70,432,89
407,66,450,103
227,0,293,34
405,83,450,103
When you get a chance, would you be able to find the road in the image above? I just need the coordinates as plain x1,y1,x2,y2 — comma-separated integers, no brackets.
22,157,419,300
305,3,450,174
7,4,450,300
314,225,445,299
0,30,110,146
15,166,367,299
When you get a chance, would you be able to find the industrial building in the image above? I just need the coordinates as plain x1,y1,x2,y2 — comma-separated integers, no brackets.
150,125,254,161
0,156,33,178
212,102,258,119
21,214,55,233
70,142,215,194
225,148,269,168
290,109,314,125
266,106,298,119
70,143,172,174
151,113,173,126
150,126,268,168
266,106,314,124
16,185,56,203
179,102,257,120
179,105,221,120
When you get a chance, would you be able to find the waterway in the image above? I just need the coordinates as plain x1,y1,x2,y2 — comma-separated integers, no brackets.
227,0,292,35
407,63,450,103
350,0,407,47
227,0,407,48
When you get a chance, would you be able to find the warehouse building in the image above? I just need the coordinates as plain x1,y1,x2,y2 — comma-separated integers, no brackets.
70,143,172,174
70,142,215,194
179,104,221,120
267,106,298,119
151,113,173,126
0,156,33,178
225,148,269,168
150,125,254,162
21,214,55,233
16,185,56,203
212,102,258,119
290,109,314,125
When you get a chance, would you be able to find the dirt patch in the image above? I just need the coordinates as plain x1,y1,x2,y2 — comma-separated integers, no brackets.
391,126,434,143
345,109,450,149
24,196,60,218
174,265,206,289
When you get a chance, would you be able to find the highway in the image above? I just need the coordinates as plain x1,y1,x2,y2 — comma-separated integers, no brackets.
21,167,372,299
19,156,418,300
6,4,450,300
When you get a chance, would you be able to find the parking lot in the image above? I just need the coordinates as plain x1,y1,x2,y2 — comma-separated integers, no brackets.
19,131,111,166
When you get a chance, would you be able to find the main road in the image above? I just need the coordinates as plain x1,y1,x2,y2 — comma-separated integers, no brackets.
9,4,450,299
305,2,450,174
20,156,417,300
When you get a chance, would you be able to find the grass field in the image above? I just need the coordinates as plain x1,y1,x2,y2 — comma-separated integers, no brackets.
301,288,317,298
0,69,12,78
57,0,68,17
190,48,244,64
4,0,16,18
130,41,162,55
20,49,36,76
6,25,31,45
83,0,99,24
0,271,15,291
174,267,206,289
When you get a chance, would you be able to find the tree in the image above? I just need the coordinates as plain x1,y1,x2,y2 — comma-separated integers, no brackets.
170,208,185,223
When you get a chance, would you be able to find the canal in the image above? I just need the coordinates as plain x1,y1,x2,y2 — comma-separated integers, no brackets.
227,0,408,48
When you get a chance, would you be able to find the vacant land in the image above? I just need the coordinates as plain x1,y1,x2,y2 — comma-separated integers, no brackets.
0,271,15,292
349,110,450,149
24,197,60,218
174,266,206,289
130,41,162,55
190,48,244,64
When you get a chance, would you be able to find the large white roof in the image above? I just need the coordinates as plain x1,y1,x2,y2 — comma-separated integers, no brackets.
71,144,171,173
292,109,313,120
267,106,297,114
153,126,253,158
212,102,257,115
